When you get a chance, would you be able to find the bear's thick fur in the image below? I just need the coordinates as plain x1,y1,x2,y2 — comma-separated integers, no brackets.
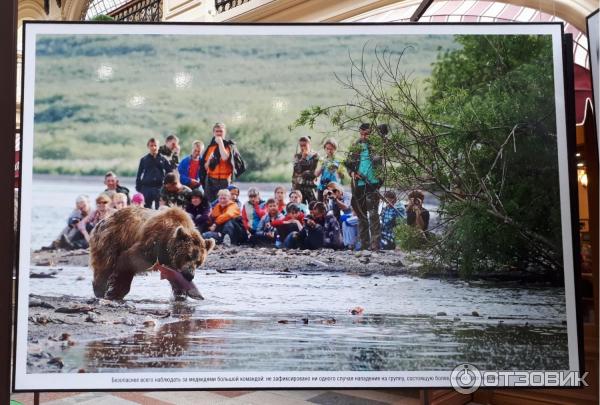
89,206,215,300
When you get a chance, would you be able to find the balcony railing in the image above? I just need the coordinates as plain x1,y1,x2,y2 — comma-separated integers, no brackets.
215,0,252,14
109,0,162,21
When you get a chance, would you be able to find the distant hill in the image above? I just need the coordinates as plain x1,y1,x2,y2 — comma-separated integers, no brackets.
31,33,459,181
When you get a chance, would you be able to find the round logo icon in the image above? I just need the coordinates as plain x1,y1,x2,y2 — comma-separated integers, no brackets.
451,363,482,394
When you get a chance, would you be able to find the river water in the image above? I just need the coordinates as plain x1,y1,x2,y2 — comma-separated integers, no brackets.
29,266,568,372
25,175,567,373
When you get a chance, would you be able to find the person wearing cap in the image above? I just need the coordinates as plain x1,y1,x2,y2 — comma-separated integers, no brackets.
202,123,240,203
344,122,383,251
159,172,192,208
178,140,205,190
104,171,130,204
315,137,344,201
186,188,211,232
131,192,145,207
292,136,319,204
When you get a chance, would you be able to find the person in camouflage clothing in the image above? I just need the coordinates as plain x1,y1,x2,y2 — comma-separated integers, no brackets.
291,136,319,204
159,172,192,208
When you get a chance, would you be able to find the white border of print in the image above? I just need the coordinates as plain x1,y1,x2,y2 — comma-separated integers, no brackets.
16,22,577,391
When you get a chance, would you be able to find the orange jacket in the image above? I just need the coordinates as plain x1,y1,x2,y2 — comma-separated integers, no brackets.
211,201,241,225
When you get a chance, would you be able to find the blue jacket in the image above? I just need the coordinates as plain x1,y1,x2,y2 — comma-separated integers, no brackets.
178,155,205,188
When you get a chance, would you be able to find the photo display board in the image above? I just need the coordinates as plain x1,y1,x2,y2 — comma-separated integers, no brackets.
15,22,581,391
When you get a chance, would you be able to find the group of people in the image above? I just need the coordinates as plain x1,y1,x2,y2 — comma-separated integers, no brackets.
48,122,430,251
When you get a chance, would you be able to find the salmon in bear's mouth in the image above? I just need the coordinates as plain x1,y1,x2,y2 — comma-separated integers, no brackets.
148,260,204,300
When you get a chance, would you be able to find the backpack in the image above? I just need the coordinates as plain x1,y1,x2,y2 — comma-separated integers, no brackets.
232,145,246,177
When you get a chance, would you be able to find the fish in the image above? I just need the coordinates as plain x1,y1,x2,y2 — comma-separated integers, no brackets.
147,260,204,300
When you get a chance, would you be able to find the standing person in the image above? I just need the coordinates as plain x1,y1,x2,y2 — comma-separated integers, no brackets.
159,134,181,170
104,171,130,204
406,190,430,231
159,172,192,208
178,140,205,190
344,123,383,251
202,123,237,202
135,137,172,209
291,136,319,204
315,138,344,201
380,190,406,250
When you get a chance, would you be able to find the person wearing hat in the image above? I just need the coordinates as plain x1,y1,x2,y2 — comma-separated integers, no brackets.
292,136,319,204
315,137,344,201
186,188,211,232
344,122,383,251
131,192,145,207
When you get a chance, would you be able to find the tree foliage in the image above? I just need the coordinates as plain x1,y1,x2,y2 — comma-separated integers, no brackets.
293,35,562,276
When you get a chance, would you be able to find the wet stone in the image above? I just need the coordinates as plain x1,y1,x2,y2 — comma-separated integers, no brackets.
436,311,447,316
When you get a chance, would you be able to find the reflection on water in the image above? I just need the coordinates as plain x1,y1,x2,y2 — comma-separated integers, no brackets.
79,315,567,372
30,268,569,373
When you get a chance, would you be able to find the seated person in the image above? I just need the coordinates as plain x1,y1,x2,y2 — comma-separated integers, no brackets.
284,214,324,250
273,185,287,213
341,209,360,251
250,198,284,246
242,187,266,234
287,189,309,214
46,194,91,250
272,203,305,241
202,189,247,245
112,192,128,210
323,182,351,222
210,184,241,208
313,201,343,250
406,190,430,231
131,192,145,207
186,188,211,232
76,193,116,247
380,190,406,250
160,172,192,208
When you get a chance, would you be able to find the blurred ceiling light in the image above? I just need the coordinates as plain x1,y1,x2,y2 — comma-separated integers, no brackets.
96,64,114,81
578,170,588,187
174,72,192,89
128,94,146,108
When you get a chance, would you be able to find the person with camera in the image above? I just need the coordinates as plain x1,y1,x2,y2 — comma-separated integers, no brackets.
406,190,430,231
159,134,181,170
44,194,91,250
323,182,351,223
202,123,238,203
344,123,383,251
315,138,344,201
292,136,319,204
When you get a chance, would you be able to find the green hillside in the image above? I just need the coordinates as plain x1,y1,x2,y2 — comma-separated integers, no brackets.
32,33,458,181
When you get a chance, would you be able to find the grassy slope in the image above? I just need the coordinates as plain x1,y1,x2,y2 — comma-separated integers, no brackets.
32,34,457,181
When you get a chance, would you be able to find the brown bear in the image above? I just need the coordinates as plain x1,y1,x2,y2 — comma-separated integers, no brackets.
89,206,215,300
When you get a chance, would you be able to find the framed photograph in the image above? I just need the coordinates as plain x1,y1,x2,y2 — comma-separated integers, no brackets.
15,22,581,391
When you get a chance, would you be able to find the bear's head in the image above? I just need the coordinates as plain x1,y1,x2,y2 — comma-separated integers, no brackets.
167,226,216,282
